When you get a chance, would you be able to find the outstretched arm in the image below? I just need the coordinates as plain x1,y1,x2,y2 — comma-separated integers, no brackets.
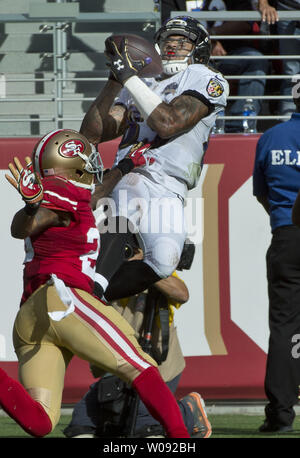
80,79,128,145
122,76,210,138
147,94,209,139
10,206,69,239
5,156,70,239
105,37,210,139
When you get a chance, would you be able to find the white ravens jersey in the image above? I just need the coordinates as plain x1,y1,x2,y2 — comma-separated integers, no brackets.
113,64,229,198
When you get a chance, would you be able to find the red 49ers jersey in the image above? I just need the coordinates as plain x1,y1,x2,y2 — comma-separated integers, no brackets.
21,176,100,305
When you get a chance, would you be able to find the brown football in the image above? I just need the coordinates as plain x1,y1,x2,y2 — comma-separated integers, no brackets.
109,34,163,78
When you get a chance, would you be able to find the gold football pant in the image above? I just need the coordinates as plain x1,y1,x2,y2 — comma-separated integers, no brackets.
13,282,157,430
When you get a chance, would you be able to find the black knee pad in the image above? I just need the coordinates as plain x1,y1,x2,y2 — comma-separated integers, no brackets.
96,216,135,280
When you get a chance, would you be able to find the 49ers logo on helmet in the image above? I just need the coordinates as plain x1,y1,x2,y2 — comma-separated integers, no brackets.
59,139,85,158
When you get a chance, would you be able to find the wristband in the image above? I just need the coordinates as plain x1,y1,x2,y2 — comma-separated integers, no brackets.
24,202,41,216
115,158,134,176
124,76,162,120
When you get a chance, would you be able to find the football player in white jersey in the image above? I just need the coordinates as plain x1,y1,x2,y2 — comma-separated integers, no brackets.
80,16,229,302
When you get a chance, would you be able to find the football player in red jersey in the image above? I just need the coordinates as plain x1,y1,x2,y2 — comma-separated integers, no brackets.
0,129,189,438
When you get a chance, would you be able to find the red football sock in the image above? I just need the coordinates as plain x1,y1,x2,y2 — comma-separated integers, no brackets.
0,367,52,437
132,366,190,438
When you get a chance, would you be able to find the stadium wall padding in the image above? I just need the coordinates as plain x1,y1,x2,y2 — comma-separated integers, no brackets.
0,134,271,401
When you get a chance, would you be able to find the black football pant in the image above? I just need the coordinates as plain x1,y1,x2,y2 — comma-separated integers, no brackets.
265,225,300,427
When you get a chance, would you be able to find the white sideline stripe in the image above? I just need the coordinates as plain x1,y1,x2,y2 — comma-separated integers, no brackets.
69,289,150,370
44,190,78,209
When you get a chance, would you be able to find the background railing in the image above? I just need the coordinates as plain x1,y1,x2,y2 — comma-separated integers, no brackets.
0,6,160,133
0,6,298,135
172,10,300,126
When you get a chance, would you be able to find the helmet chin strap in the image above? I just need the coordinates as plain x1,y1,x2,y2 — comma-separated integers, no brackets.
161,54,194,75
162,59,189,75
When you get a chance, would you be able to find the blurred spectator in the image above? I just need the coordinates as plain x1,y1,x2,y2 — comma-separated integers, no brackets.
257,0,279,24
160,0,268,132
258,0,300,120
159,0,186,23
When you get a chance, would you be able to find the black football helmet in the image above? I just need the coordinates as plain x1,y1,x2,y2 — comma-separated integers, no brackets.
154,16,211,74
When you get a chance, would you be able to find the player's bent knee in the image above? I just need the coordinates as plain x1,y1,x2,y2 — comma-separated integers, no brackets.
145,237,183,278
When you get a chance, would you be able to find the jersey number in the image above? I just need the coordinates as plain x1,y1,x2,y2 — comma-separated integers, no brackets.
80,227,100,281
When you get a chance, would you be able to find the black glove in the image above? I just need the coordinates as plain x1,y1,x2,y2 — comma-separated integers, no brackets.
105,37,152,85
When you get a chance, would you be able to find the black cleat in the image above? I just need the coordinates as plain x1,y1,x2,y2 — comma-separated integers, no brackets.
259,420,293,433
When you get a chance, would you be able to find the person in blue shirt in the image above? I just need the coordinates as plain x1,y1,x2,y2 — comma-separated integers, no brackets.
253,78,300,433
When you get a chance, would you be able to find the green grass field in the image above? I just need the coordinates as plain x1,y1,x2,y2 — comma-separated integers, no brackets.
1,414,300,438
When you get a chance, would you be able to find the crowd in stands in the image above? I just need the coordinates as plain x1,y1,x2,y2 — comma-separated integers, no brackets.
158,0,300,133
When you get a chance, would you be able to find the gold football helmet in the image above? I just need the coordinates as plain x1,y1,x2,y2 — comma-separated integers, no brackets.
32,129,103,188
